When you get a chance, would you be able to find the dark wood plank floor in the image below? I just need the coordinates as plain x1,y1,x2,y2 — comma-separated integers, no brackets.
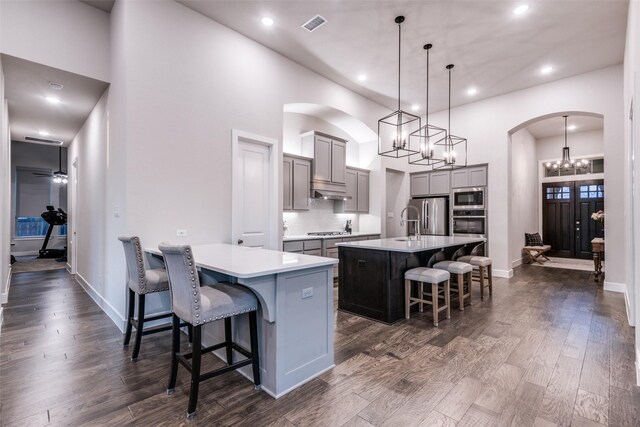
1,266,638,426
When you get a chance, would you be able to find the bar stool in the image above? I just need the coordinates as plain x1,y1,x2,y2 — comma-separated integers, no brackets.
433,260,473,310
119,236,173,361
404,267,451,326
159,244,261,419
456,255,493,299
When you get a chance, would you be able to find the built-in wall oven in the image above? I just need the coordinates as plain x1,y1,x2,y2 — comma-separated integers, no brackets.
452,209,486,238
452,187,485,209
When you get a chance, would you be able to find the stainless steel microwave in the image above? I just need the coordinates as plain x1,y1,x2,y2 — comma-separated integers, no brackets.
452,187,485,209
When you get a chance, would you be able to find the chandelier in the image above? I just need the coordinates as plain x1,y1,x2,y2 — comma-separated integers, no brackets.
408,43,446,167
433,64,467,170
378,16,421,158
545,115,589,172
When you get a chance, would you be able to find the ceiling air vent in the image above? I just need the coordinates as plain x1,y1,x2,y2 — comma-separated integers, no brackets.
25,136,63,145
302,15,327,32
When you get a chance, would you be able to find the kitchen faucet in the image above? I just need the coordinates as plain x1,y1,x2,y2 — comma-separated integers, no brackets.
400,205,421,240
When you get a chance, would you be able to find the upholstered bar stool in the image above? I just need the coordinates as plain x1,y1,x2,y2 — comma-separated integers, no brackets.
433,260,473,310
404,267,451,326
119,236,174,361
159,244,261,419
456,255,493,299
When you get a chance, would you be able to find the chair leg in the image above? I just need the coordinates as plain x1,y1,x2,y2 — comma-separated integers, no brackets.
187,325,202,419
488,264,493,295
431,283,438,327
444,280,451,319
249,311,261,389
167,314,181,394
187,324,193,344
131,293,146,362
225,317,233,365
479,266,485,300
123,288,135,346
467,272,473,306
457,274,464,311
419,282,424,313
404,279,411,319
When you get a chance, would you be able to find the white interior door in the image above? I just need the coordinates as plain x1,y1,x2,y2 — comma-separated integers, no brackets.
70,157,78,274
231,130,278,249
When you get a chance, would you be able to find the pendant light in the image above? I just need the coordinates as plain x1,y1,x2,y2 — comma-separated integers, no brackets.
545,115,589,172
434,64,467,170
378,16,421,158
408,43,447,166
52,147,68,184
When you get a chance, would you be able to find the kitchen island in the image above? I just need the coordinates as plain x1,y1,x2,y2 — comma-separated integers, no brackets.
337,236,485,324
146,244,337,398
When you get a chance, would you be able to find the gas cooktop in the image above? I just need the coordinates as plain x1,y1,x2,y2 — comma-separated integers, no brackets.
307,231,352,236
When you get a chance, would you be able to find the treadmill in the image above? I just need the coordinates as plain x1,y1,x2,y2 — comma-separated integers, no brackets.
38,206,67,260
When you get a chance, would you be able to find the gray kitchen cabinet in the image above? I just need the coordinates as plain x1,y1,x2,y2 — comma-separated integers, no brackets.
410,172,430,197
451,165,488,188
283,154,311,211
411,171,450,197
334,167,369,213
357,170,369,212
282,239,321,255
283,157,293,210
304,249,322,256
301,131,348,187
429,171,450,195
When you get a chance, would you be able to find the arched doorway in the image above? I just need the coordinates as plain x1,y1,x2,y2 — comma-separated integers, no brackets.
508,111,605,267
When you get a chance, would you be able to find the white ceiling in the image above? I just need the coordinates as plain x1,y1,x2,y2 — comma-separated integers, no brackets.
526,115,604,139
79,0,115,13
2,54,109,146
179,0,628,114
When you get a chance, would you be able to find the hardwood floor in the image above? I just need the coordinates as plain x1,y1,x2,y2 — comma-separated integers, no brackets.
1,265,638,426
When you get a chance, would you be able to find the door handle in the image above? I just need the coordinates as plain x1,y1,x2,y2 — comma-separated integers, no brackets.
237,239,244,245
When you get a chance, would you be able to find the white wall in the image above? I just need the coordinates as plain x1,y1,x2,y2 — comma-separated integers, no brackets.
0,0,110,82
536,129,604,161
509,128,539,267
385,169,409,238
623,0,640,384
0,56,11,313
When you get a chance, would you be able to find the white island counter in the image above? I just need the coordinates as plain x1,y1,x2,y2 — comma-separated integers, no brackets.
336,235,486,252
146,244,338,398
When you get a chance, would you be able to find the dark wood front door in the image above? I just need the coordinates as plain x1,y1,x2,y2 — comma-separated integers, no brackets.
542,180,604,259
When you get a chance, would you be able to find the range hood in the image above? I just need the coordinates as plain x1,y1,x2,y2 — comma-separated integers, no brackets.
312,190,352,201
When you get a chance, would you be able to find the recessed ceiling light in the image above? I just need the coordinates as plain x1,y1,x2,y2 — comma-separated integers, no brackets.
467,88,478,96
45,96,61,104
39,130,50,136
357,74,367,82
540,65,554,75
568,125,577,131
513,4,529,15
261,17,274,26
49,82,64,90
411,104,420,111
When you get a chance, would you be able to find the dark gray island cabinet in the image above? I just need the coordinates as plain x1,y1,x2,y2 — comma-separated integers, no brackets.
337,236,485,324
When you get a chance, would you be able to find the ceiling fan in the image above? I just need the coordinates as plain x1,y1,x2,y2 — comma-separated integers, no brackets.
33,147,68,184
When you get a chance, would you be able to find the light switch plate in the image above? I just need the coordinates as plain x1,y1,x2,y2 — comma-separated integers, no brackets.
387,212,394,218
176,229,188,237
302,287,313,299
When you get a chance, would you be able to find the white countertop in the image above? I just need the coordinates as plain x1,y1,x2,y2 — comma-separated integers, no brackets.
336,236,486,253
146,244,337,278
282,232,380,242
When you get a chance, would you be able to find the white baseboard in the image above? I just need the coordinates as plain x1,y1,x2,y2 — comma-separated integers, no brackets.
1,268,11,304
492,268,513,278
0,306,4,330
603,281,626,293
511,257,525,268
624,291,634,327
75,273,127,332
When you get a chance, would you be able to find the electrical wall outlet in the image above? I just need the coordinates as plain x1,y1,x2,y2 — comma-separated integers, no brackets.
176,229,188,237
387,212,394,218
302,287,313,299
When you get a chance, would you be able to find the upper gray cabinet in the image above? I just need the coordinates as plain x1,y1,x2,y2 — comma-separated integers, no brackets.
283,154,311,211
335,167,370,213
451,166,487,188
301,131,348,192
410,171,450,197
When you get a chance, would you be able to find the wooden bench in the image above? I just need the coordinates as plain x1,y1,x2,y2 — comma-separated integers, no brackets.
523,245,552,264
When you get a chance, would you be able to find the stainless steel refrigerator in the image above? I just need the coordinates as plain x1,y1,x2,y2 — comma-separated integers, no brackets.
407,197,449,236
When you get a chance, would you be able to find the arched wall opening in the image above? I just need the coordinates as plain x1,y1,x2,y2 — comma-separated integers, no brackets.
507,111,605,268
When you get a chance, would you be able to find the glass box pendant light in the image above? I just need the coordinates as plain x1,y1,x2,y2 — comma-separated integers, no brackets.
378,16,421,158
408,44,447,166
434,64,467,170
545,115,589,172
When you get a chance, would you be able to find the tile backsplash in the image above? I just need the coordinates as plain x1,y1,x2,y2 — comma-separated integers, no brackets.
283,199,359,236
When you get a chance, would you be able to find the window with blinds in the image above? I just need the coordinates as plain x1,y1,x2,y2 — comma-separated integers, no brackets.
14,168,67,237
